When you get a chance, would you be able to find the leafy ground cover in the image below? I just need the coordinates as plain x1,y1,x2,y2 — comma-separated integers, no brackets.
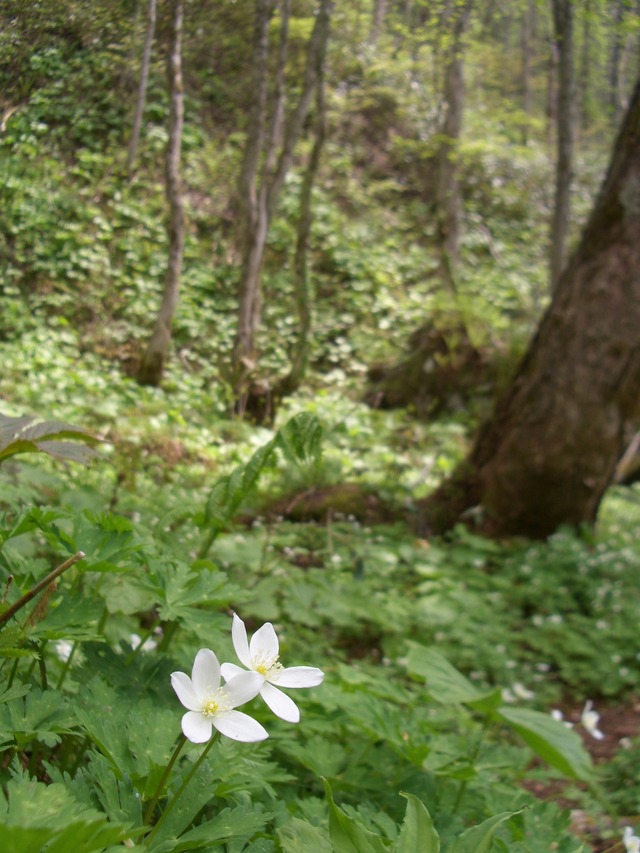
1,378,639,851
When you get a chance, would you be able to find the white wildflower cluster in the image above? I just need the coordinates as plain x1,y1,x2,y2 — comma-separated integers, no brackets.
549,700,605,740
171,615,324,743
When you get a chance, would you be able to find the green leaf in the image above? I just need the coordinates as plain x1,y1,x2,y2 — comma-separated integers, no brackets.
392,793,439,853
0,773,130,853
406,643,481,704
0,412,100,466
448,809,524,853
278,817,332,852
169,804,272,852
323,779,389,853
498,707,593,781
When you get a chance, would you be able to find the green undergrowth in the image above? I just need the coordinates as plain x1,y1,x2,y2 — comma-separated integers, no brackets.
0,394,639,851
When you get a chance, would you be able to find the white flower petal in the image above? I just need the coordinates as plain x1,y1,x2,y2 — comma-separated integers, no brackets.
221,661,245,682
191,648,220,699
249,622,279,661
231,614,253,668
222,670,264,707
182,711,213,743
272,666,324,688
213,710,269,742
171,672,201,711
261,682,300,722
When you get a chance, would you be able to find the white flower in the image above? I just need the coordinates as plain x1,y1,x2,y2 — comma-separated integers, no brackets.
580,700,604,740
550,709,574,728
130,633,158,653
171,648,268,743
624,826,640,853
221,614,324,723
511,682,535,700
55,640,73,663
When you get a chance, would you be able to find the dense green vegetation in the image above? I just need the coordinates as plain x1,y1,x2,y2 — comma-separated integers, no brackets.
1,1,640,851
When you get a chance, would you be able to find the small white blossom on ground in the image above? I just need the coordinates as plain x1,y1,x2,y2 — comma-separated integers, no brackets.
550,709,574,728
623,826,640,853
580,700,604,740
55,640,74,663
221,614,324,723
130,633,158,653
171,648,268,743
511,682,535,700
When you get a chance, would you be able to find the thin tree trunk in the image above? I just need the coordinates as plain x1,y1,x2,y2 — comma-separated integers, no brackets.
369,0,387,45
421,75,640,539
521,0,534,144
277,30,329,398
232,0,333,403
435,0,472,297
579,0,592,130
233,0,275,389
609,0,625,123
137,0,185,387
549,0,574,291
127,0,157,178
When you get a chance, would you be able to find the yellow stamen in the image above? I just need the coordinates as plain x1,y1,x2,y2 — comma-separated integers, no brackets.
202,698,219,718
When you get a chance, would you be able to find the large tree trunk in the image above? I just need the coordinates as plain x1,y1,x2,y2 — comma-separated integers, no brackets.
137,0,184,387
421,75,640,539
549,0,575,290
126,0,157,178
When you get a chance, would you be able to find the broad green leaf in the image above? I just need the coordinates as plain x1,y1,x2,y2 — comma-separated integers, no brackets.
406,643,481,704
392,793,439,853
0,412,100,466
498,706,593,781
278,817,332,852
323,779,388,853
448,809,524,853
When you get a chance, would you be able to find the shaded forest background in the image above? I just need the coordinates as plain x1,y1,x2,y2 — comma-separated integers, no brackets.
2,1,640,851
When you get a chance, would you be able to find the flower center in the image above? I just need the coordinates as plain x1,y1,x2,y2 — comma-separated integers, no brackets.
202,698,219,717
253,651,284,678
202,690,231,718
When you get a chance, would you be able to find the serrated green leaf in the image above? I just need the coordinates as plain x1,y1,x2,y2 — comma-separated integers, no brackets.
392,793,439,853
498,706,593,781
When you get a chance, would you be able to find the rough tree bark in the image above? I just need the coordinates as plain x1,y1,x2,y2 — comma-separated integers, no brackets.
421,75,640,539
549,0,575,290
137,0,184,387
126,0,157,178
232,0,333,410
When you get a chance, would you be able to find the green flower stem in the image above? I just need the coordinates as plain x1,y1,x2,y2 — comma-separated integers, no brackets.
144,732,219,848
143,734,187,829
452,718,491,815
55,640,78,690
